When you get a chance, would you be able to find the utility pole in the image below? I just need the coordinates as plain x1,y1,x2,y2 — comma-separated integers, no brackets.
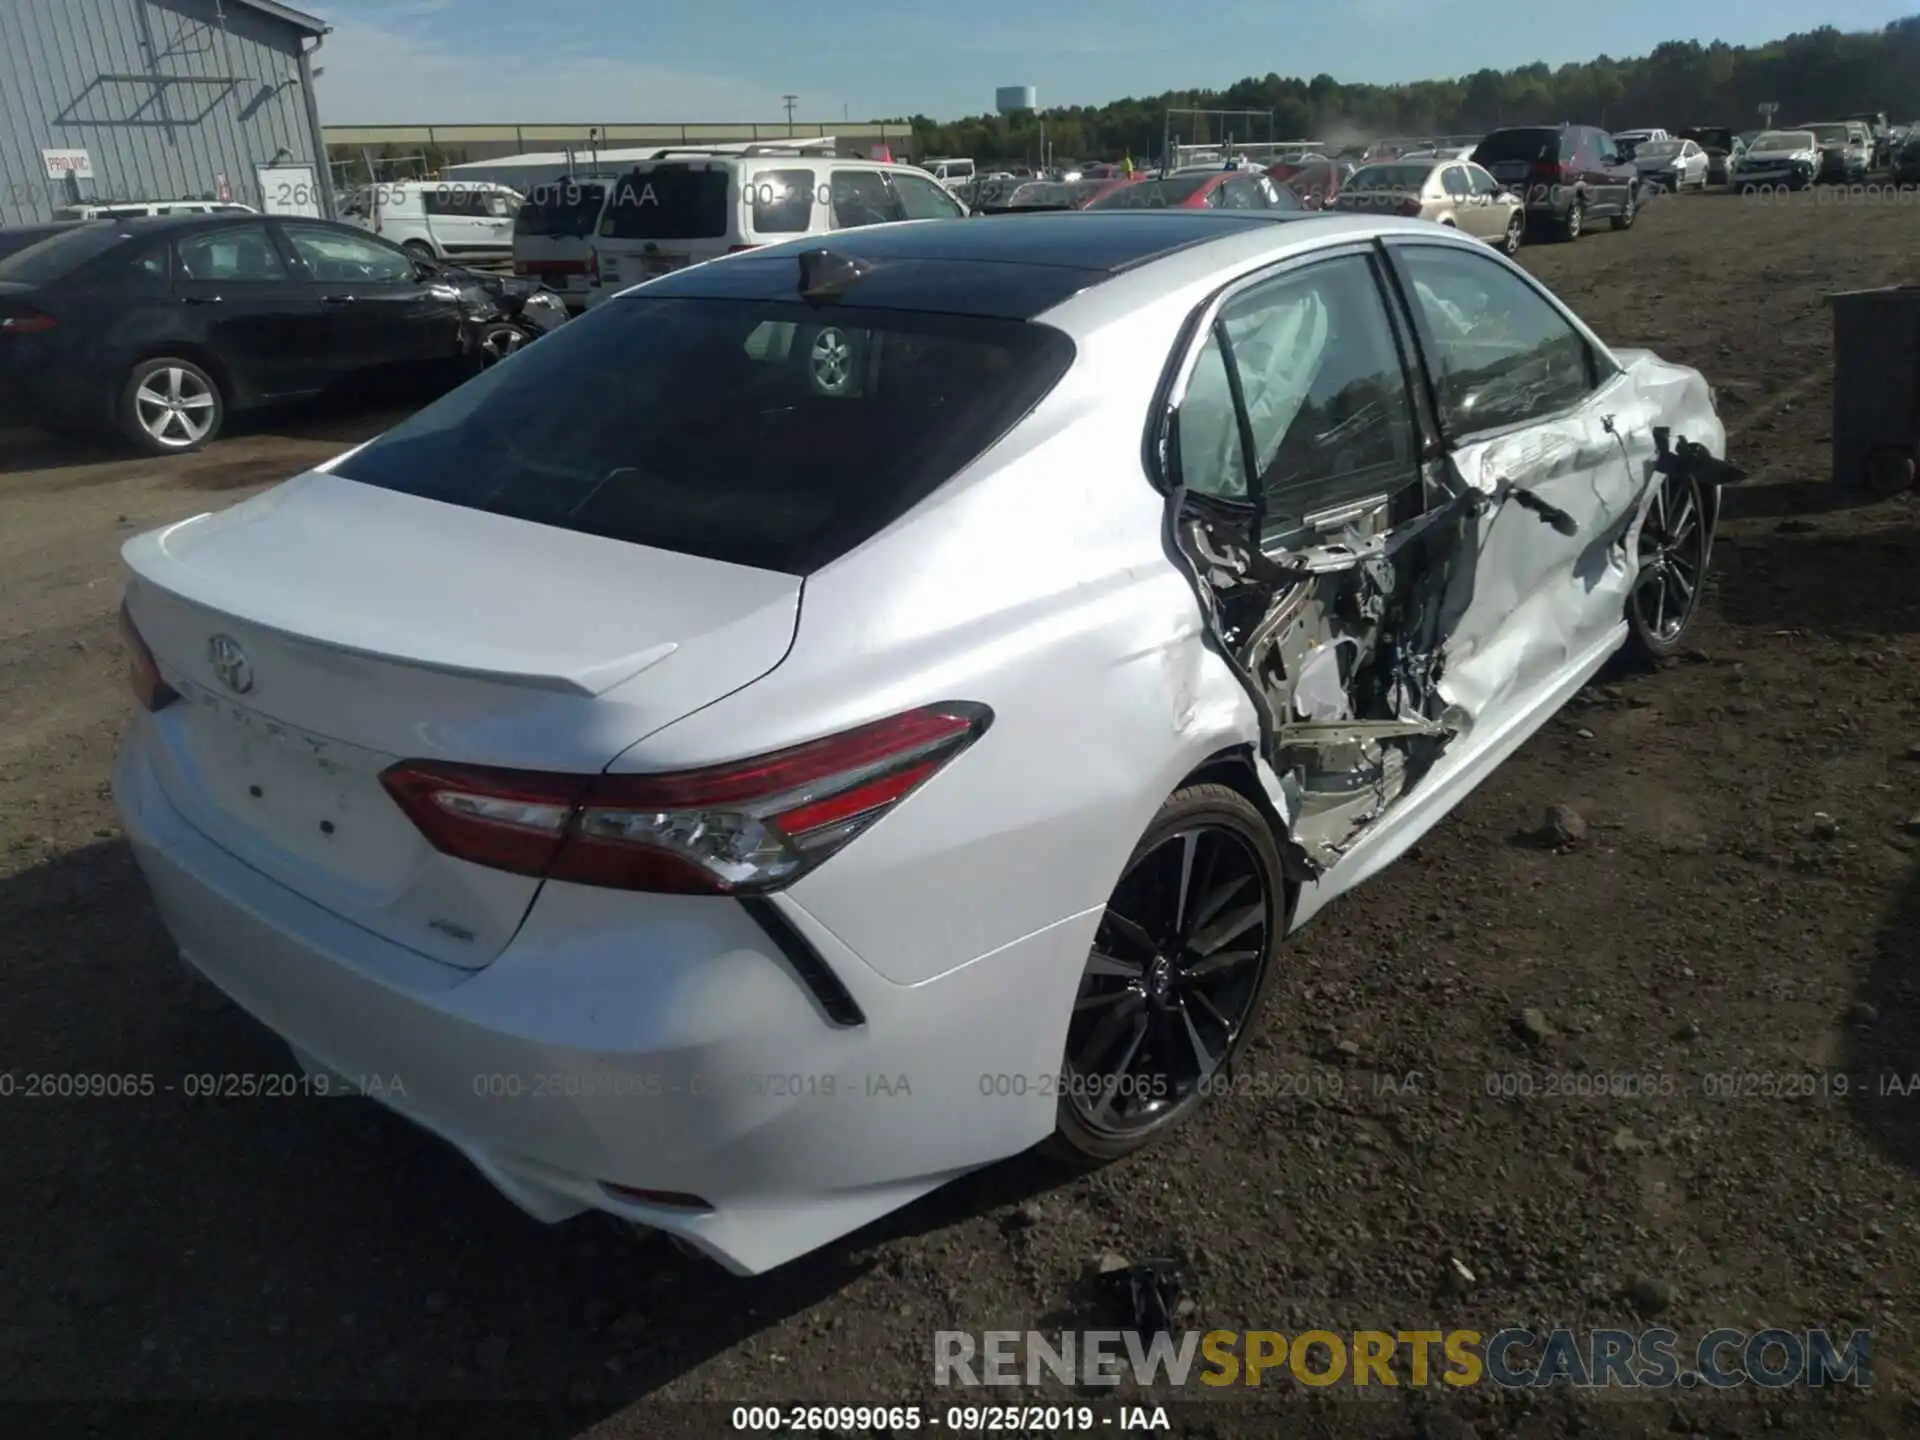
782,94,798,134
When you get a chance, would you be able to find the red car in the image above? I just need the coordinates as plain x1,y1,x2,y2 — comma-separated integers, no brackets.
1267,159,1352,209
1083,170,1301,211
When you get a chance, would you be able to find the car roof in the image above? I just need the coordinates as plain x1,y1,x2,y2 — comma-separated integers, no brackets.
626,212,1436,324
624,212,1302,319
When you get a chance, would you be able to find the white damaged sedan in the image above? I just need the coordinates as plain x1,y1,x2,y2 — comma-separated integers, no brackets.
112,212,1739,1273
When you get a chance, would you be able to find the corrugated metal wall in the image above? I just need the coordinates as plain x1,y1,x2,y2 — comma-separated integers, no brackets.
0,0,321,226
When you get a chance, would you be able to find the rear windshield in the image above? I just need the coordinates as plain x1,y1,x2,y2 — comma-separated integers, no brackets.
516,179,608,237
328,297,1076,574
0,225,77,260
600,166,731,241
1474,128,1561,162
0,223,140,281
1806,124,1849,144
1086,175,1211,208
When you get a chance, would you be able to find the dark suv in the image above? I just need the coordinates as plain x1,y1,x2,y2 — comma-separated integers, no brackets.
1470,124,1639,241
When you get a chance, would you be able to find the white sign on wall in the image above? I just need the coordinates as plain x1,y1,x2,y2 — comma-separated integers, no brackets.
42,148,94,179
256,164,322,216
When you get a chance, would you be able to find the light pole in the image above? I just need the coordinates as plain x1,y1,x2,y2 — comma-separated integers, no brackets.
782,94,798,135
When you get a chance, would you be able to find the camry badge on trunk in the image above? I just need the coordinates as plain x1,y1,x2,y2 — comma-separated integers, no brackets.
208,634,253,695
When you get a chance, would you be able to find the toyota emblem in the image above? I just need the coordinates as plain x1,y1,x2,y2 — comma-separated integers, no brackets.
208,634,253,695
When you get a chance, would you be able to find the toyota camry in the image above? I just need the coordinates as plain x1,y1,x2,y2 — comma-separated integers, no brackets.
113,211,1739,1274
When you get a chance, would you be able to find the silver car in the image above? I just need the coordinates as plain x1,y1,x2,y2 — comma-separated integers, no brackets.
111,210,1736,1273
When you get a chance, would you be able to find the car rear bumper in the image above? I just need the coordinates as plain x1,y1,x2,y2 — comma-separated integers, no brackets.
113,727,1090,1274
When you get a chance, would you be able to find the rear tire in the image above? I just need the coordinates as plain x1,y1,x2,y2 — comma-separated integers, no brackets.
1559,200,1584,241
117,357,224,456
401,239,435,261
1044,783,1287,1166
1611,186,1637,229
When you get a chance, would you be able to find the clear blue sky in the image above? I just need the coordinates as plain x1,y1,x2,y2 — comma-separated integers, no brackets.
311,0,1919,125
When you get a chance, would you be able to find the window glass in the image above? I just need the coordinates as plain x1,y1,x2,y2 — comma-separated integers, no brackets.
1255,176,1302,209
1175,333,1246,499
516,180,607,237
829,170,901,228
1442,166,1469,197
1467,166,1498,196
129,243,169,282
0,224,145,281
749,168,816,233
328,298,1074,575
280,223,415,283
175,225,287,281
1394,243,1598,435
890,172,965,220
1176,254,1418,544
602,166,731,240
423,186,482,216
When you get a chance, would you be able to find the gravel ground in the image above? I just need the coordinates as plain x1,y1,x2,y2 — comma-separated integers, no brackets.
3,188,1920,1438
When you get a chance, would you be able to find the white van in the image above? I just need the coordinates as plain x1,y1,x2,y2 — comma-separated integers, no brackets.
584,147,968,306
50,200,257,219
340,180,522,260
921,157,976,188
511,173,620,311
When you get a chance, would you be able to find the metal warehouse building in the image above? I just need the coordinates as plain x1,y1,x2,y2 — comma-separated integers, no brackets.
0,0,333,227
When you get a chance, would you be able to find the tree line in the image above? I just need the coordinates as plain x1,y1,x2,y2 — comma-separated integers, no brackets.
886,19,1920,163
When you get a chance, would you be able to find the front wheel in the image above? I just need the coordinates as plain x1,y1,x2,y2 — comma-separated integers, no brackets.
1625,467,1712,664
1502,209,1524,255
1611,187,1637,229
401,239,435,260
1559,200,1584,241
1046,783,1286,1165
117,357,224,455
477,321,529,365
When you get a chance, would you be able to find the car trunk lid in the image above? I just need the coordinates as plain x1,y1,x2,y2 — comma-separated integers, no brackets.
121,471,802,969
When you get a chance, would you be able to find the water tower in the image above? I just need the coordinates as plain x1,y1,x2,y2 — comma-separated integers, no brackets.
996,85,1046,171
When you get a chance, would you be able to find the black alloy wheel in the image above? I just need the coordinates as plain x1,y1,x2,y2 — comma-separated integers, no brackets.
1049,784,1284,1163
1626,467,1711,662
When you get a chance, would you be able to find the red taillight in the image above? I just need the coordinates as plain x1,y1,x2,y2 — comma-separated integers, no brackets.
587,248,600,282
379,702,993,895
117,602,179,713
0,312,56,334
1398,198,1423,216
728,243,759,253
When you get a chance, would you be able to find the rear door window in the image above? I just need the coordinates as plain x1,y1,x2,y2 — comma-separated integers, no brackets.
601,166,732,240
1176,254,1420,549
326,297,1076,575
748,168,817,234
175,224,288,281
829,170,903,229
